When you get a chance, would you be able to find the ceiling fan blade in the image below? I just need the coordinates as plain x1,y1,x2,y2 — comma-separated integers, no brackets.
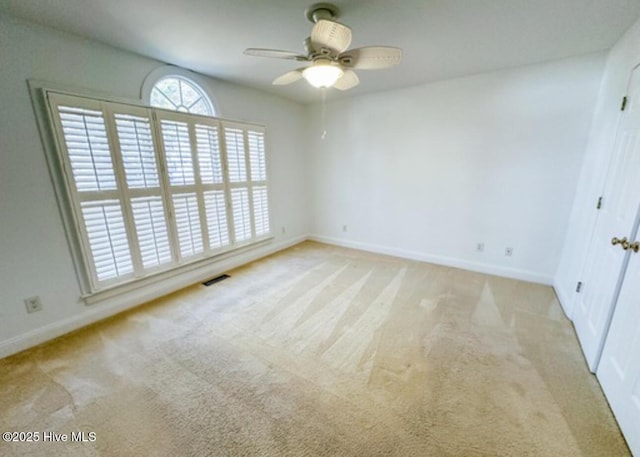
333,70,360,91
244,48,309,62
339,46,402,70
273,69,304,86
311,19,352,54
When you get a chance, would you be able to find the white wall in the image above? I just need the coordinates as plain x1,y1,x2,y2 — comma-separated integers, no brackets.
309,54,605,284
555,18,640,316
0,16,310,357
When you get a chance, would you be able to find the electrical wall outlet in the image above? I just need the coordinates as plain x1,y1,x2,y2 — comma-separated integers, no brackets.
476,242,485,252
24,296,43,313
281,226,286,234
342,225,348,232
505,247,514,257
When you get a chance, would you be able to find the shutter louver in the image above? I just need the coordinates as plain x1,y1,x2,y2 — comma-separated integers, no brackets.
58,106,116,192
131,196,172,268
204,190,230,249
115,113,159,189
196,125,223,184
173,193,204,258
252,186,270,236
231,188,251,242
161,120,195,186
225,127,247,182
80,200,133,281
248,131,266,182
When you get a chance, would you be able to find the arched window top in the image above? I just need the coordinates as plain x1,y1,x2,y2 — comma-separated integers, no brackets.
150,76,214,115
142,67,217,116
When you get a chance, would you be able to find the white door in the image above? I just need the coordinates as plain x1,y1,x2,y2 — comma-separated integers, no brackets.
598,245,640,456
572,65,640,371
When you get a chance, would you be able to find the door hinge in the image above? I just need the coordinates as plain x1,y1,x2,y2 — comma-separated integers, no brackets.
576,281,583,293
596,196,603,210
621,96,628,111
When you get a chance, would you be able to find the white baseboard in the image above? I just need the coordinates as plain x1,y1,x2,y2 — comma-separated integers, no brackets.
308,234,554,285
553,282,575,320
0,235,307,359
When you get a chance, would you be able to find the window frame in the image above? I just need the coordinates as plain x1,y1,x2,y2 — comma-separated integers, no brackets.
35,84,272,301
141,66,219,117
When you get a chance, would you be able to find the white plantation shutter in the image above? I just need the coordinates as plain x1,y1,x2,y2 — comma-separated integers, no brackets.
81,200,133,281
247,129,270,237
58,106,117,192
49,94,136,288
252,186,270,237
196,124,223,185
109,108,172,273
225,127,247,183
131,196,172,268
111,105,173,273
195,122,231,251
248,131,267,181
161,119,195,186
172,193,204,257
46,91,271,294
222,123,266,244
231,188,251,242
115,113,160,189
156,111,206,261
204,190,229,248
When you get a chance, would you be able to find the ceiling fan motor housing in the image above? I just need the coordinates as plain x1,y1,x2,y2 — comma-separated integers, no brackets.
305,2,340,23
304,36,336,60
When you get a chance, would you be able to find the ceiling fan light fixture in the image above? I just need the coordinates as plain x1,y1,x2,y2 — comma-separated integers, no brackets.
302,62,344,88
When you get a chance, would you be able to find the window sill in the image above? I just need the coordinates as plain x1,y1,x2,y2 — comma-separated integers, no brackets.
82,235,274,305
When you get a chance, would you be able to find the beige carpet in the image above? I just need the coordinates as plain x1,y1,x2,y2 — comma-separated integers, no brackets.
0,241,630,456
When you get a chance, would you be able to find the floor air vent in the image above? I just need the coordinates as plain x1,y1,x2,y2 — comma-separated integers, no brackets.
202,274,230,287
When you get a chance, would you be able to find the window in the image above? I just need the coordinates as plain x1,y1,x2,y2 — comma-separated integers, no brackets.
46,91,270,293
149,76,215,116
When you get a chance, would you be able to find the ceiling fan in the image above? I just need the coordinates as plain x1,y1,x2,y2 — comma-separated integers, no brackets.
244,2,402,91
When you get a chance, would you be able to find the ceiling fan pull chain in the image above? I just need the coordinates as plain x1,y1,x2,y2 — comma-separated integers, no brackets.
321,87,328,139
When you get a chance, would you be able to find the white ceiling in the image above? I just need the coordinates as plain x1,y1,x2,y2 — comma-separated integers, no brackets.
2,0,640,103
